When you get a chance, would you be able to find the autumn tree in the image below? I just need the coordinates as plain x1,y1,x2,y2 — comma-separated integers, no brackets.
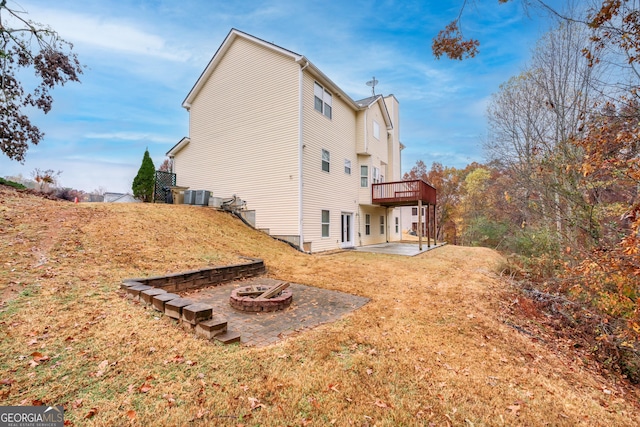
132,149,155,202
403,161,463,243
158,158,173,173
0,1,83,162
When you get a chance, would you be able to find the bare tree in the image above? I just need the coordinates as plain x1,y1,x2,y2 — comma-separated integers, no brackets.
0,1,83,162
486,20,602,249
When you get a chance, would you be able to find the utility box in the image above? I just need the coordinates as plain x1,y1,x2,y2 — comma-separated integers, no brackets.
210,197,224,208
184,190,195,205
170,186,189,205
194,190,211,206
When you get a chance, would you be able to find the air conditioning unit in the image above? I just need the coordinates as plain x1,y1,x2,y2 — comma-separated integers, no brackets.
210,197,223,208
183,190,195,205
194,190,210,206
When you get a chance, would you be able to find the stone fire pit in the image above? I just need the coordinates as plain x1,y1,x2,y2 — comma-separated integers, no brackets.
229,284,293,312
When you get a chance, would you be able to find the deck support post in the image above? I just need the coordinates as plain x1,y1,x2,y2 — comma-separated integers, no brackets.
428,204,431,245
418,199,423,251
433,203,437,245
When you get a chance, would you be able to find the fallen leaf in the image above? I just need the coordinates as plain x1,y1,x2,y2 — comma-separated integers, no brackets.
72,399,83,409
507,404,521,415
374,399,391,409
248,397,265,410
139,383,152,393
0,378,15,386
126,410,136,421
31,352,50,363
96,360,108,377
328,384,340,393
84,408,98,419
366,368,373,375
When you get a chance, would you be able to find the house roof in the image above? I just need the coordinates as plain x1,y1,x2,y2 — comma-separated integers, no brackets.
182,28,394,129
166,137,190,157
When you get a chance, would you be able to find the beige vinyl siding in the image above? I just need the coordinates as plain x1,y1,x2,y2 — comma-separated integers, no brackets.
301,72,359,252
175,36,300,236
384,95,402,181
355,110,366,154
357,205,389,246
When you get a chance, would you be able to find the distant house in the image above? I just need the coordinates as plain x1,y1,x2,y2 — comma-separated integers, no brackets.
168,28,435,252
104,193,140,203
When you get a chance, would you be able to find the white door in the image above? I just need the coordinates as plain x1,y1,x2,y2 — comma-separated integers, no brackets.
341,213,353,248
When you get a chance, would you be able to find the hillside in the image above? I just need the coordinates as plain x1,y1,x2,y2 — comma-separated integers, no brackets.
1,185,639,426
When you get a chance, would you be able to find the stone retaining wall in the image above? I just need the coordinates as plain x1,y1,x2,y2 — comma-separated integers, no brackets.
122,257,266,291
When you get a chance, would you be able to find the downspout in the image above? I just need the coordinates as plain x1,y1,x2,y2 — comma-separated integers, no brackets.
298,59,310,251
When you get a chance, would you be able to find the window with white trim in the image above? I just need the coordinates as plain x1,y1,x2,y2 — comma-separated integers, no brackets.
373,120,380,140
321,210,330,237
360,165,368,187
372,167,380,184
322,149,330,172
412,207,417,216
365,214,371,235
380,215,385,234
344,159,351,175
314,82,332,119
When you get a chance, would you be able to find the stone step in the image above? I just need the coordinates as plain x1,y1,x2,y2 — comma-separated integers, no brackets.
125,284,152,301
195,317,227,340
152,293,180,312
164,298,194,320
140,288,166,305
214,330,241,345
182,303,213,325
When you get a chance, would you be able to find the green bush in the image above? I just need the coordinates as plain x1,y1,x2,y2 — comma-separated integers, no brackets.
0,177,27,189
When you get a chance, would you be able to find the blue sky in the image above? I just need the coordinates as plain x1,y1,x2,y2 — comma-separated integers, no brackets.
0,0,563,193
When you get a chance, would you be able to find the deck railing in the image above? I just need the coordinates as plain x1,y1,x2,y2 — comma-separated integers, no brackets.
372,179,436,206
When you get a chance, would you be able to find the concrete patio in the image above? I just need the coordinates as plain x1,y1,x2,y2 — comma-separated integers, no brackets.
352,242,446,256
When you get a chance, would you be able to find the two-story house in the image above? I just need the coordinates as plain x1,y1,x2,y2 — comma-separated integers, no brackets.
168,29,434,253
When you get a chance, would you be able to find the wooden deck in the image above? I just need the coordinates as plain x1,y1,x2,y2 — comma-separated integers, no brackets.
372,179,436,206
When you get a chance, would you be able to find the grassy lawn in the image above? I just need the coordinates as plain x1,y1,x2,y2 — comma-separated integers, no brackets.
1,186,639,426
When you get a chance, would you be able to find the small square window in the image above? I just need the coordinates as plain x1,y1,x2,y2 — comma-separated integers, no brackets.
373,120,380,140
412,207,417,216
321,210,330,237
322,149,330,172
344,159,351,175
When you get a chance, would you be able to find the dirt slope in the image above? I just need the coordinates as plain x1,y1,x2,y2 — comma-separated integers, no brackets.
1,185,638,426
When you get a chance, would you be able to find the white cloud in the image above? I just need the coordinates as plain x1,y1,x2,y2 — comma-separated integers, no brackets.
85,132,176,144
20,3,190,62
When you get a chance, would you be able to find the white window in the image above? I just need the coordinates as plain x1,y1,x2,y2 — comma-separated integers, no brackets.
360,165,368,187
344,159,351,175
314,82,332,119
380,215,385,234
412,207,418,216
321,210,330,237
365,214,371,235
322,149,330,172
372,167,380,184
373,120,380,140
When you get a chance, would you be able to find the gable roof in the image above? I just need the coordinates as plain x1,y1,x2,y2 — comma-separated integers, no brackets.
355,95,393,130
182,29,394,130
166,137,190,157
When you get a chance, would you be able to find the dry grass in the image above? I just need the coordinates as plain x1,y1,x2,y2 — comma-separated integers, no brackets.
1,185,639,426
